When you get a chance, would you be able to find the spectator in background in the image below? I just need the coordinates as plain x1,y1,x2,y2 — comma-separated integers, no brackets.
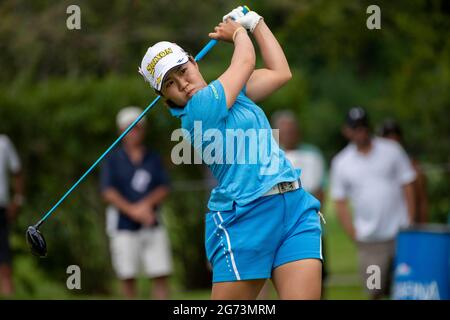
330,107,416,299
0,135,24,296
269,110,328,298
100,107,173,299
272,111,326,202
377,119,429,223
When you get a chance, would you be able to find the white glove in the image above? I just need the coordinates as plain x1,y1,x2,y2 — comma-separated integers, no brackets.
223,6,245,21
223,6,263,33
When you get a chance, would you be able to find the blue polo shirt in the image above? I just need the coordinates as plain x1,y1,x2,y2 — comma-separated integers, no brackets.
100,147,170,230
170,80,300,211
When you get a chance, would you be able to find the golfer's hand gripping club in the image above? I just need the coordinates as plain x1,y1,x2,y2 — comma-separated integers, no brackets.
194,5,250,61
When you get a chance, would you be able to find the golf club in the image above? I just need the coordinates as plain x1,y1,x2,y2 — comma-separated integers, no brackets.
26,5,250,257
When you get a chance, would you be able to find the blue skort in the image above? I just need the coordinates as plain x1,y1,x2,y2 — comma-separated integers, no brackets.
205,187,323,283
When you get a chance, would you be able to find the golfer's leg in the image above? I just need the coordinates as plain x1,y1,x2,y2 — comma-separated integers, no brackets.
211,279,266,300
272,259,322,300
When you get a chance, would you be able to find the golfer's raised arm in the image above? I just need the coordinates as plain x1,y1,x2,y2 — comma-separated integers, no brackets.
209,19,256,108
245,19,292,102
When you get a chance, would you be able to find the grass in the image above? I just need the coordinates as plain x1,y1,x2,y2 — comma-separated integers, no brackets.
322,199,367,300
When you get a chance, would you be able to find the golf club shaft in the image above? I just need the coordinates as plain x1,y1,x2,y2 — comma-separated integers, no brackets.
36,5,250,227
36,38,213,228
36,96,161,227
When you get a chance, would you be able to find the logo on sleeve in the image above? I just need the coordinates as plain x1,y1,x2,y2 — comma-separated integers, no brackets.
209,84,219,100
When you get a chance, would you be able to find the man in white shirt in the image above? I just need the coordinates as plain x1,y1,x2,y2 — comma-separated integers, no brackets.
330,107,416,299
0,134,24,296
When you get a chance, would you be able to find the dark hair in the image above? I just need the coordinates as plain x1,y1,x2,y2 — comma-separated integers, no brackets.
378,118,403,138
164,99,179,108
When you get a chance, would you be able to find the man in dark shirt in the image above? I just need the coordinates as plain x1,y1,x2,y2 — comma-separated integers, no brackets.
100,106,172,299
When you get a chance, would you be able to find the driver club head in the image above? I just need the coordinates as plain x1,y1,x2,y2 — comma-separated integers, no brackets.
26,225,47,257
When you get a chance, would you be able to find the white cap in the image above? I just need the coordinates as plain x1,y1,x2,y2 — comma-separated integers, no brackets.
116,106,146,130
138,41,189,91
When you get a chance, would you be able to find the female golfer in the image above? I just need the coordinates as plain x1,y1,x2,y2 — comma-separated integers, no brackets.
139,7,323,300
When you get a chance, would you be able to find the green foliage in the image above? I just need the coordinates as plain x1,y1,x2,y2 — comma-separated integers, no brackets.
0,75,214,294
0,0,448,295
